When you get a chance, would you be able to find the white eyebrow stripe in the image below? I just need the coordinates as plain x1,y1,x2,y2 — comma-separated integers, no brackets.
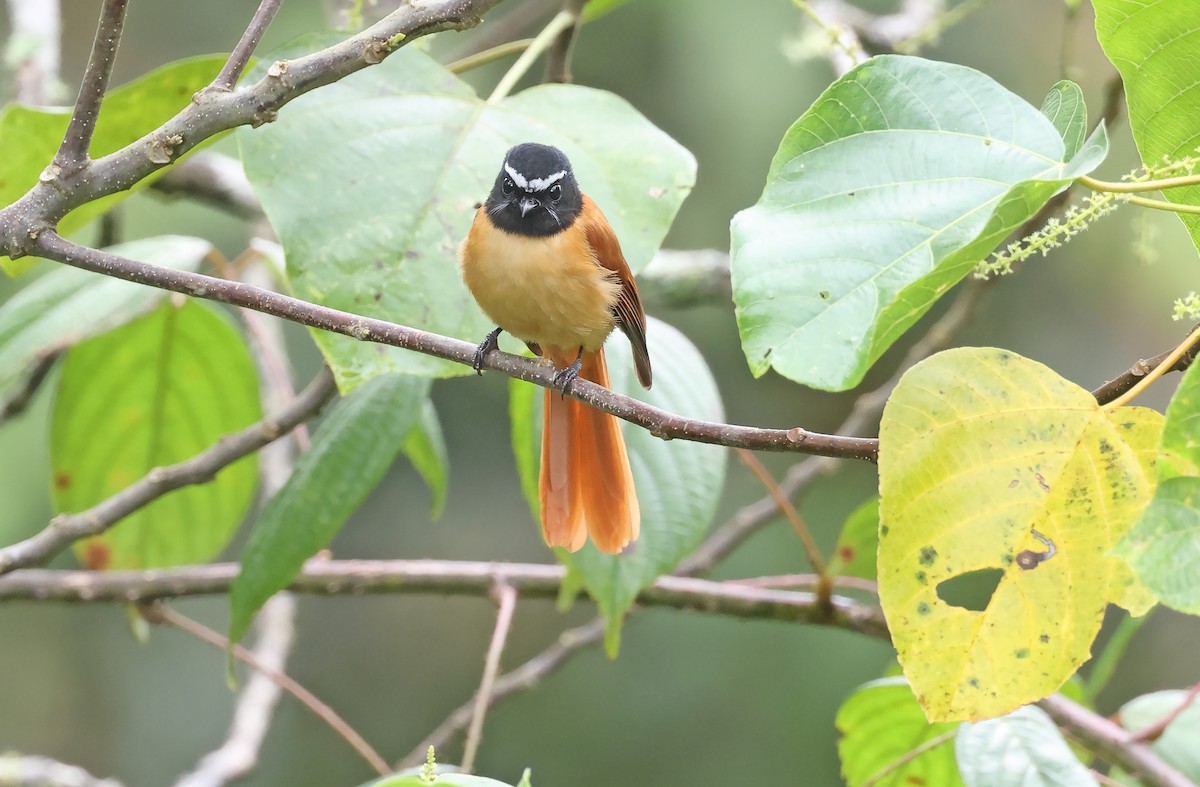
503,163,528,189
527,170,566,191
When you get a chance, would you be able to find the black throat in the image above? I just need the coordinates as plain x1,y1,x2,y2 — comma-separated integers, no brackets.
484,143,584,238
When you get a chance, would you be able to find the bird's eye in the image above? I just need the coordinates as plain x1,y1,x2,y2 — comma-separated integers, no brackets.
502,177,515,195
548,184,563,202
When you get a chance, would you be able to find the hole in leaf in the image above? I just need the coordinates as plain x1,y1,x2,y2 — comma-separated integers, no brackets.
936,569,1003,612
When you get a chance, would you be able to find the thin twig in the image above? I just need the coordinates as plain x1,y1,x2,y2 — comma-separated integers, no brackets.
542,0,587,84
461,582,519,773
1038,694,1192,787
32,231,880,463
0,352,57,424
727,573,877,594
735,450,829,580
0,560,889,638
1104,324,1200,409
142,602,390,777
150,152,265,219
444,0,557,63
487,10,576,103
447,38,536,73
173,595,297,787
52,0,129,174
398,618,607,769
211,0,284,91
0,368,337,576
1130,681,1200,743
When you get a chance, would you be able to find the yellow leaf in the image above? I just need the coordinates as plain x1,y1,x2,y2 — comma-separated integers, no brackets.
878,348,1160,721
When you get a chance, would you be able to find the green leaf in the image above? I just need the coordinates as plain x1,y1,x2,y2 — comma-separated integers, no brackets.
1157,357,1200,481
509,318,726,655
829,496,879,580
1117,690,1200,780
730,56,1107,391
402,399,450,519
582,0,633,22
51,299,261,569
1040,80,1088,161
878,348,1159,721
239,44,694,390
956,706,1096,786
0,57,227,276
1094,0,1200,255
229,373,427,644
836,677,962,787
0,236,212,402
1112,477,1200,614
364,775,529,787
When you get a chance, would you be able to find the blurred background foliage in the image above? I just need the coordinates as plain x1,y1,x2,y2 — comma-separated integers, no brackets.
0,0,1196,784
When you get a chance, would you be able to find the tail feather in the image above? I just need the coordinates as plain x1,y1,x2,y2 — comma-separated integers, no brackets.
538,347,639,554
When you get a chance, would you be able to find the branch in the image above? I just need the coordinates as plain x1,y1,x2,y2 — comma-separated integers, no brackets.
0,754,122,787
0,352,57,424
1092,339,1199,406
211,0,284,91
31,231,880,462
461,582,519,773
542,0,586,84
0,559,889,637
173,595,297,787
149,152,265,219
0,0,505,256
638,248,731,309
5,0,64,105
399,618,606,769
0,368,337,576
1038,694,1193,787
52,0,130,174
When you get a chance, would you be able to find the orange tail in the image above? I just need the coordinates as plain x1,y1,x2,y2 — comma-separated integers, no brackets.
539,348,640,554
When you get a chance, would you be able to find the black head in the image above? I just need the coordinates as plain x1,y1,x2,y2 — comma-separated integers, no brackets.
484,143,583,237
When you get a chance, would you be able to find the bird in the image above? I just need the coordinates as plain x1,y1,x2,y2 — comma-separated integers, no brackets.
459,142,652,554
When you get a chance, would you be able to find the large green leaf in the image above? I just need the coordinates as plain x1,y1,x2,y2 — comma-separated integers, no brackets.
836,677,962,787
229,373,427,644
1039,80,1088,161
0,236,212,403
239,44,694,390
365,773,530,787
1117,690,1200,780
510,318,725,654
730,57,1106,391
1094,0,1200,254
0,57,226,276
51,299,261,570
956,706,1095,786
878,348,1158,721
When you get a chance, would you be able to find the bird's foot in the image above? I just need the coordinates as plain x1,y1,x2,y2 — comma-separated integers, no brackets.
472,327,503,374
552,352,583,397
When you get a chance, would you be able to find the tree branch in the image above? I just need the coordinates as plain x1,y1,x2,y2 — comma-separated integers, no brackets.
0,559,888,637
149,152,266,220
30,231,881,462
1038,694,1193,787
211,0,284,92
0,0,505,256
0,754,122,787
52,0,129,174
461,582,519,773
542,0,586,84
0,352,58,424
0,368,337,576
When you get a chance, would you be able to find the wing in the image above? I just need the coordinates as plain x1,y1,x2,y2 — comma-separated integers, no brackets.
580,196,652,389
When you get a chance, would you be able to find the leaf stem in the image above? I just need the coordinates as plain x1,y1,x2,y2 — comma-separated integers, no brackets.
141,602,390,776
1078,173,1200,194
1125,195,1200,216
1104,324,1200,409
447,38,535,73
1131,680,1200,743
486,9,575,103
1082,612,1149,704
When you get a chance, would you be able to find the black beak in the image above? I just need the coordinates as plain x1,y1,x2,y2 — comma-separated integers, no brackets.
519,197,539,217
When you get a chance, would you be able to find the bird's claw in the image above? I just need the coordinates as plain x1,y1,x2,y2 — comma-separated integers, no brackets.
472,328,502,375
553,356,583,397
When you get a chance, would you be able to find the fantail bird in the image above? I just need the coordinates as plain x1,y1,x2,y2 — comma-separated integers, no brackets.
459,142,652,554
